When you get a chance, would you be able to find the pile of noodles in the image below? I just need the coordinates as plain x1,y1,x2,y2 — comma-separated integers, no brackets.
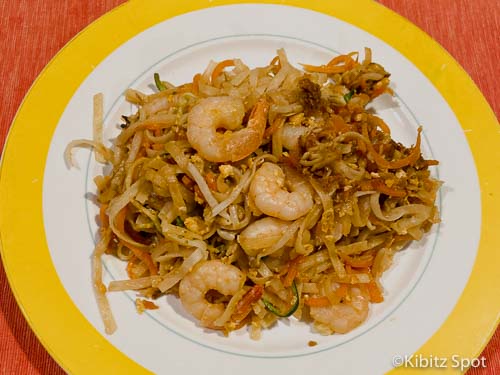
66,48,441,338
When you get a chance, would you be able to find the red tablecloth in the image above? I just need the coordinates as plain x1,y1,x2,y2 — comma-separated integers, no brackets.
0,1,498,373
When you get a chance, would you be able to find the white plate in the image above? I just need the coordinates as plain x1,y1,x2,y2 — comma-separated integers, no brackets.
4,1,497,374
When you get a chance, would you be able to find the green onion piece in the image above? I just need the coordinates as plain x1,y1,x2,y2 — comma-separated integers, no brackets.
174,216,184,227
154,73,167,92
262,281,299,317
343,89,355,103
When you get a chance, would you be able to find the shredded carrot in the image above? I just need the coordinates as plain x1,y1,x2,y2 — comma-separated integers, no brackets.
264,115,285,139
269,55,281,71
424,159,439,166
354,279,383,304
302,53,359,74
192,73,201,95
367,214,390,229
305,296,330,307
366,127,422,169
339,252,374,268
345,265,373,277
357,282,370,297
211,59,235,83
370,85,393,99
326,54,357,69
361,121,370,139
354,127,368,154
300,64,348,74
335,283,349,299
371,179,407,198
116,206,152,247
142,123,166,131
347,266,371,275
369,115,391,135
232,285,264,322
193,185,205,203
358,180,373,191
358,141,369,155
176,83,193,93
367,281,384,303
115,206,158,276
204,172,218,191
349,51,360,60
99,203,109,229
114,206,127,233
181,175,195,189
126,255,138,279
151,143,164,151
122,241,158,276
330,115,351,134
283,255,304,287
142,300,159,310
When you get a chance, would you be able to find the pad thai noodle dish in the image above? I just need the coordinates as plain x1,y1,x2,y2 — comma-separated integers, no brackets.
66,48,441,338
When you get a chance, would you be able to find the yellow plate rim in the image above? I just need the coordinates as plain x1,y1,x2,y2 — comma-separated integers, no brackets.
0,0,498,374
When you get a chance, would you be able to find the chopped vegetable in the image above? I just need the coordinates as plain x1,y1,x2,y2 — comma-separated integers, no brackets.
304,296,330,307
283,255,304,288
343,90,355,103
232,285,264,322
262,281,299,317
192,73,201,95
174,216,185,227
365,127,422,169
211,59,235,83
367,280,384,303
136,298,159,314
371,179,407,197
124,242,158,276
154,73,167,91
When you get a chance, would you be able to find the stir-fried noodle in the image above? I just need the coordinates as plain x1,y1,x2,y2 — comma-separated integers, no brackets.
67,49,441,337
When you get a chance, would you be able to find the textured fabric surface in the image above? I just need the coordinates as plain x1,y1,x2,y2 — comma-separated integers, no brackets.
0,1,497,374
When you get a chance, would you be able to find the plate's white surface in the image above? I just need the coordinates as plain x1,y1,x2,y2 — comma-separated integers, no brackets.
42,4,479,374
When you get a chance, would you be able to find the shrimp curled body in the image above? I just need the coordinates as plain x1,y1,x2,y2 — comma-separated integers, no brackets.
179,260,245,328
238,217,295,257
282,124,309,152
187,96,269,163
250,162,314,221
309,287,369,334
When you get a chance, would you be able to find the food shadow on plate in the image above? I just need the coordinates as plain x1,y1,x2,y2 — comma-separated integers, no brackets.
366,90,401,113
165,293,238,338
85,192,99,207
165,293,288,338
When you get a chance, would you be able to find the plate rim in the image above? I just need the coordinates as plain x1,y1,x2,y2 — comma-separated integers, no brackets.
0,0,498,373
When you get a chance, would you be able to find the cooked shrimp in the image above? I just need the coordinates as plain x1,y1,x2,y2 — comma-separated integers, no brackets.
282,124,309,152
249,162,314,220
179,260,245,328
187,96,269,162
309,286,369,334
238,217,294,256
141,93,192,115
